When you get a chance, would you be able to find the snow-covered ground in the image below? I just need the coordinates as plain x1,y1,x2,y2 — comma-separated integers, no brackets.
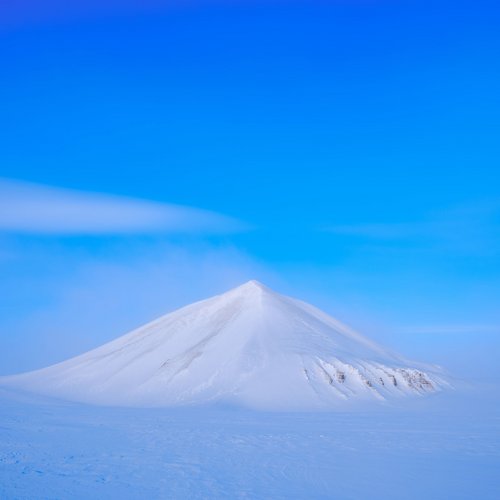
1,386,499,499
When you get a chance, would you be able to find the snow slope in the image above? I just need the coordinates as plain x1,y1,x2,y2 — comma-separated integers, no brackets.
0,280,447,409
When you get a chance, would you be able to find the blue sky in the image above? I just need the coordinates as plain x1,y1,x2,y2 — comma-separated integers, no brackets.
0,0,499,377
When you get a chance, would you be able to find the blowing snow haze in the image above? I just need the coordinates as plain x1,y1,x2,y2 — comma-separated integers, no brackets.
1,281,449,410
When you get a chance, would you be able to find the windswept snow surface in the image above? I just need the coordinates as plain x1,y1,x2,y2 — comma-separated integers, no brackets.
0,281,447,409
0,387,499,500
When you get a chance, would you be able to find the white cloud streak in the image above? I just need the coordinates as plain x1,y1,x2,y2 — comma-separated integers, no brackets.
324,201,500,255
400,325,500,335
0,178,245,235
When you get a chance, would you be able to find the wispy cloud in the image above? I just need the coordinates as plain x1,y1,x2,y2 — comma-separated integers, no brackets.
0,178,245,235
324,201,500,255
400,324,500,335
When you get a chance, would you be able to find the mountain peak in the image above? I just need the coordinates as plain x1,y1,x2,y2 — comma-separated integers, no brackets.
229,280,271,298
244,279,264,288
235,279,267,291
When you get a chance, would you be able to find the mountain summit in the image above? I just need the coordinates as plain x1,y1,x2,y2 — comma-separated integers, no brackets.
1,281,447,409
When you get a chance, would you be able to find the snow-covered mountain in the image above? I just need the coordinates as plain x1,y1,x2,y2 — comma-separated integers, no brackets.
1,280,448,409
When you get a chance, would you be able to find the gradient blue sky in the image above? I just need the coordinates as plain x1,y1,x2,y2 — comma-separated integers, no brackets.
1,0,499,377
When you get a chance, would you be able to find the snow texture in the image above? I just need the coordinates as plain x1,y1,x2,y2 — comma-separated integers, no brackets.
0,387,498,499
0,281,448,409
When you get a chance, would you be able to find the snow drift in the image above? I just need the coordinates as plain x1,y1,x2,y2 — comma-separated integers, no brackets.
0,280,448,409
